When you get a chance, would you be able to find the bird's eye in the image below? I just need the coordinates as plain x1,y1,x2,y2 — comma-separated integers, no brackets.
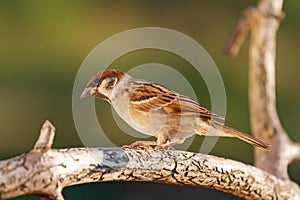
94,78,100,84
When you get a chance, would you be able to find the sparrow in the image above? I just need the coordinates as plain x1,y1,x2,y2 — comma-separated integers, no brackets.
80,69,271,150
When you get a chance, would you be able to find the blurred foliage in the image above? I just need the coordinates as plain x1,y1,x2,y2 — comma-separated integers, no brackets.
0,0,299,199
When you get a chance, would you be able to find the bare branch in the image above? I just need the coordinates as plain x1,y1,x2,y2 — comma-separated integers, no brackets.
287,143,300,163
1,147,300,200
226,0,300,180
0,121,300,200
224,9,251,56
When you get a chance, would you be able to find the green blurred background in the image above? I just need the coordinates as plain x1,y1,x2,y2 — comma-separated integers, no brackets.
0,0,299,199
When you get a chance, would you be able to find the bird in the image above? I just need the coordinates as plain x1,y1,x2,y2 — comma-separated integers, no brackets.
80,69,271,150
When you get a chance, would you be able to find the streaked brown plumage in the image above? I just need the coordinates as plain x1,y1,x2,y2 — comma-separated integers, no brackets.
81,69,271,150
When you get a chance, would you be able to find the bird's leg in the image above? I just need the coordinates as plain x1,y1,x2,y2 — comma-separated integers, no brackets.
155,141,174,150
154,133,175,150
155,138,186,150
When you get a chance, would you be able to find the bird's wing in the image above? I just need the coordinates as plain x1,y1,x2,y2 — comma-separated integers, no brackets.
129,83,224,119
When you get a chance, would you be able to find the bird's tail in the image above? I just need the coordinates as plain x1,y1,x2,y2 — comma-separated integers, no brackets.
207,120,271,151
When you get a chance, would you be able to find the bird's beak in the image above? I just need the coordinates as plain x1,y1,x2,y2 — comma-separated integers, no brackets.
80,87,96,99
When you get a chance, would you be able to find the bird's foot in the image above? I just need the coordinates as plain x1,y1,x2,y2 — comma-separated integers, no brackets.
155,144,174,151
123,140,156,150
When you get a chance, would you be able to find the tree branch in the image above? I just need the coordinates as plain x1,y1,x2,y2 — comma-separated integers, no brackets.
225,0,300,180
0,121,300,200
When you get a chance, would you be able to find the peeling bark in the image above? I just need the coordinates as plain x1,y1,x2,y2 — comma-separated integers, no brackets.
0,121,299,200
0,148,299,199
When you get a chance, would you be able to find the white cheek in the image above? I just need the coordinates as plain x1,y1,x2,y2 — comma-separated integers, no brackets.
97,86,106,95
97,84,112,98
97,86,102,93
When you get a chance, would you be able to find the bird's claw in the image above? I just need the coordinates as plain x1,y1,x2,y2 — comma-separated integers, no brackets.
123,141,156,150
155,144,174,150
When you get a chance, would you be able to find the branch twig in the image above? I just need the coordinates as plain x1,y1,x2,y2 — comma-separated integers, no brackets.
34,120,55,151
0,121,299,200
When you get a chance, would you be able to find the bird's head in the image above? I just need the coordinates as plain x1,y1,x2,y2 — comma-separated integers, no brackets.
80,69,125,102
